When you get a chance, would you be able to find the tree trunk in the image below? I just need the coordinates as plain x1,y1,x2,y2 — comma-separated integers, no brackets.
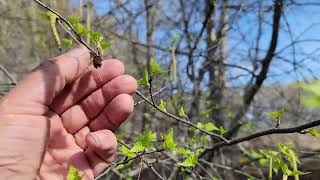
207,0,228,127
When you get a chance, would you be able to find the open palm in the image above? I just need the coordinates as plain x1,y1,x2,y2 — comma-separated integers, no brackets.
0,46,137,180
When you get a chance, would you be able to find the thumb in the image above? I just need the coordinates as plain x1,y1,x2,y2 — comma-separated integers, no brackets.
1,45,91,115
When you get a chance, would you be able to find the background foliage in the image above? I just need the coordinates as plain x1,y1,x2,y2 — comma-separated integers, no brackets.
1,0,320,179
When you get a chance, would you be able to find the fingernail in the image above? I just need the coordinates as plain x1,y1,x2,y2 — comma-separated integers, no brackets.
88,133,100,146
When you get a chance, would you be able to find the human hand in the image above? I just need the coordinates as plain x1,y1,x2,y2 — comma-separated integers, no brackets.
0,45,137,179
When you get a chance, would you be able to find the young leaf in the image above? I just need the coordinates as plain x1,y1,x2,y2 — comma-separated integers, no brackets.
266,108,284,127
90,31,104,43
67,165,82,180
151,56,165,76
178,106,186,117
120,145,136,158
138,69,150,87
203,122,219,132
138,131,157,148
164,128,177,150
176,148,193,157
309,128,320,138
67,17,80,25
287,170,310,176
63,38,74,48
266,108,284,122
130,142,145,153
159,99,167,112
219,126,226,135
197,122,220,132
77,23,89,35
100,41,111,50
178,153,198,168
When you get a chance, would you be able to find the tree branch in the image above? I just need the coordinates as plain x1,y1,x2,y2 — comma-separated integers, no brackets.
135,90,229,142
227,0,283,138
207,120,320,152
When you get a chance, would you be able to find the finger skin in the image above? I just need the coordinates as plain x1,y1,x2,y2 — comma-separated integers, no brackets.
51,59,125,114
61,75,137,134
0,45,90,179
85,148,111,177
85,130,117,162
0,45,91,116
89,94,134,132
74,126,91,150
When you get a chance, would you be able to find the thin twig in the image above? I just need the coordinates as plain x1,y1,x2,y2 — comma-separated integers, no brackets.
200,159,259,179
204,120,320,152
137,156,143,180
0,65,17,84
33,0,96,54
134,86,166,106
135,90,229,142
116,140,165,180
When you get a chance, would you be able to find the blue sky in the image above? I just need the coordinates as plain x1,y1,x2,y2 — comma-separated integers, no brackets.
70,0,320,86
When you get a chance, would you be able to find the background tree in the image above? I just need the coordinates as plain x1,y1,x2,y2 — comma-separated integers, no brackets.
1,0,320,179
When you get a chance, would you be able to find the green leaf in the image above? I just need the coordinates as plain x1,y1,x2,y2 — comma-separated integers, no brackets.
217,126,224,135
100,41,111,50
260,149,278,159
178,153,198,168
196,122,220,132
151,56,165,76
309,128,320,138
159,99,167,112
178,106,186,117
280,163,291,174
67,165,82,180
258,158,269,166
130,142,146,153
176,148,193,157
266,108,284,122
246,150,263,159
204,122,219,132
164,128,177,150
137,131,157,148
90,31,104,43
74,23,89,35
67,17,80,25
287,170,310,176
116,160,133,171
63,38,74,48
138,69,149,87
120,145,136,158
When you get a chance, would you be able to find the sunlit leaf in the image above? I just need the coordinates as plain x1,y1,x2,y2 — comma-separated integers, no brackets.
178,152,198,168
178,106,186,117
130,142,145,153
266,108,284,122
67,165,82,180
120,145,136,158
63,38,74,48
159,99,167,112
138,131,157,148
138,69,149,87
309,128,320,138
90,31,104,43
164,128,177,150
151,56,165,76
